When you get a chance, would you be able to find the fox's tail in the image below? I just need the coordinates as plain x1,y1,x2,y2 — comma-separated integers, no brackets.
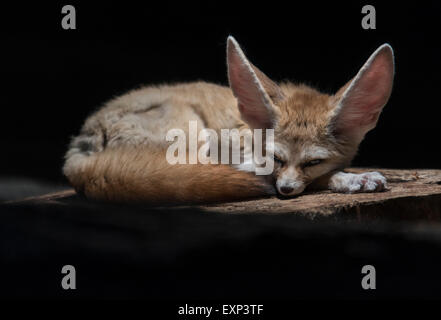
63,147,275,205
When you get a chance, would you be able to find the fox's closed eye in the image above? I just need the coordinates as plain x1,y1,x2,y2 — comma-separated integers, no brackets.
274,155,285,166
303,159,323,168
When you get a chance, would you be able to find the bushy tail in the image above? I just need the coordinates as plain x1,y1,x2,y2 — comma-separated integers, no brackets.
63,147,275,205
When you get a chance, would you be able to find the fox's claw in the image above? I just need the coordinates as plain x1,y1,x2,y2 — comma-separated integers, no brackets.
329,171,388,194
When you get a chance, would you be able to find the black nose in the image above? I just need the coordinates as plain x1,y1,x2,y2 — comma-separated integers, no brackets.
280,186,294,194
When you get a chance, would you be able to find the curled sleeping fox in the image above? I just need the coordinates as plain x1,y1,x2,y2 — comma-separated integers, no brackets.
63,36,394,204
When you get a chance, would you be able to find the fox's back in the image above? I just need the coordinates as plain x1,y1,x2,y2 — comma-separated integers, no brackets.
66,81,246,160
87,82,241,134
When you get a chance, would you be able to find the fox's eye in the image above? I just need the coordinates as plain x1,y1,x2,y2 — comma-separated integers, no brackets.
274,155,285,166
303,159,322,168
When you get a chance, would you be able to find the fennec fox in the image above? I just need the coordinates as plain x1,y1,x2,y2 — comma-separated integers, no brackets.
63,36,394,204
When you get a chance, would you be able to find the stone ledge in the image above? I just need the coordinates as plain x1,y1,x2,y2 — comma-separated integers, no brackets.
7,168,441,222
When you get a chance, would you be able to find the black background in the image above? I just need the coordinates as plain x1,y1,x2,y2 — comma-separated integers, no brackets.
1,1,441,303
0,1,440,183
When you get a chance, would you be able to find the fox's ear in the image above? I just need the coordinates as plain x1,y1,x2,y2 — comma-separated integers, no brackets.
227,36,283,129
330,44,395,141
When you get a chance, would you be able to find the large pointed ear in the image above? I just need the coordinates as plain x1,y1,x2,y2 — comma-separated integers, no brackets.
227,36,283,129
329,44,395,141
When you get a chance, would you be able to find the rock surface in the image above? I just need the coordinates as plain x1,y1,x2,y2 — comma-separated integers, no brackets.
10,168,441,221
2,168,441,299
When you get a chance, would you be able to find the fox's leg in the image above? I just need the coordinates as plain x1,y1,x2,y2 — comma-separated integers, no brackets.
328,171,388,193
309,171,388,193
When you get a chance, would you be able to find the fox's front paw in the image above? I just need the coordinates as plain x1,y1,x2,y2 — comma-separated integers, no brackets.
329,171,388,193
